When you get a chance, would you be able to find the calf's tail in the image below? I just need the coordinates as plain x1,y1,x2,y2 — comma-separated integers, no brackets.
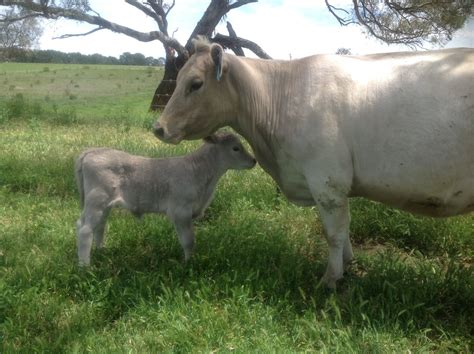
74,151,87,208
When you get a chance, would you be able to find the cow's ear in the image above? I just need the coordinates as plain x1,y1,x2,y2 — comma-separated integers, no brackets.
210,44,224,81
204,134,219,144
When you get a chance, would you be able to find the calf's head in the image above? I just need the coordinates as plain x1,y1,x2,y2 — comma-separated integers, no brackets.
206,133,256,170
154,38,234,144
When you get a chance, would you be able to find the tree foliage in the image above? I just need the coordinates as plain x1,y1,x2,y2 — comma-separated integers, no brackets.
335,47,352,55
325,0,473,47
0,7,43,53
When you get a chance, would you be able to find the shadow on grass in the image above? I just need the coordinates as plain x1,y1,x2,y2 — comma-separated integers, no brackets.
350,198,473,256
20,209,470,344
2,192,472,351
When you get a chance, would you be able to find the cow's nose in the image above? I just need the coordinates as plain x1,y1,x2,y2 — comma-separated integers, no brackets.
153,123,164,139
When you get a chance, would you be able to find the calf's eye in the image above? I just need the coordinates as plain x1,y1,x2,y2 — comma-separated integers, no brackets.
233,146,240,152
189,80,203,93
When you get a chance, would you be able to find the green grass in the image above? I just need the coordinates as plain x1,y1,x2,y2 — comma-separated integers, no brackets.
1,62,473,352
0,62,161,124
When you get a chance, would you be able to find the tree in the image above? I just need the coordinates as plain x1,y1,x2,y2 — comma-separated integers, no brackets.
325,0,473,47
0,0,271,110
335,47,351,55
0,7,43,59
119,52,148,66
0,1,472,110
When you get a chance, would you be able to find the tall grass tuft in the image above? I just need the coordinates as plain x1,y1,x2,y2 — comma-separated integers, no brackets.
1,93,43,121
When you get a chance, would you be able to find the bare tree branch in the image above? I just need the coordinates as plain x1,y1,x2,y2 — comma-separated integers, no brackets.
213,33,271,59
164,0,175,16
186,0,258,52
225,21,245,56
228,0,257,11
146,0,169,34
125,0,162,29
0,12,42,23
52,26,104,39
0,0,186,53
324,0,353,26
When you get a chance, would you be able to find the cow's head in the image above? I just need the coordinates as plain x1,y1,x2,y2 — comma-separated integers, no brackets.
154,38,234,144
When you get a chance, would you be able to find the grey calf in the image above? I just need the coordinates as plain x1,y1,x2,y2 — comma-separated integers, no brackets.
75,133,256,266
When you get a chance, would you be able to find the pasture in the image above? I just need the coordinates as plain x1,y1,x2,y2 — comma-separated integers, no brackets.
1,62,473,352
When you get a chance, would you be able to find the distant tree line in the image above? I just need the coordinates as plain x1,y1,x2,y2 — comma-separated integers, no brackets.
0,48,165,66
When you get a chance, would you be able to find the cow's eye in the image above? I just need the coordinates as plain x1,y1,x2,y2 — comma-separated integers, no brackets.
189,80,203,93
233,146,240,152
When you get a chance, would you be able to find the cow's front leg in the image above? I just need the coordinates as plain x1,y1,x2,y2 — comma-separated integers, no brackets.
317,197,351,289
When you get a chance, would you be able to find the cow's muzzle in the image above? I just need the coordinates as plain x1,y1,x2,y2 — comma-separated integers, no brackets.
153,122,183,144
153,123,165,139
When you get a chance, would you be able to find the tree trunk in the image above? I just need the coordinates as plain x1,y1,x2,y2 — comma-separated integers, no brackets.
149,48,187,111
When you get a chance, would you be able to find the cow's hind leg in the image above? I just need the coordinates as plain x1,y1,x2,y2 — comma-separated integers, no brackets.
343,231,354,268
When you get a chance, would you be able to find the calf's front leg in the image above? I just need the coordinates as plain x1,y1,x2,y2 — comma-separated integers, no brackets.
169,211,195,262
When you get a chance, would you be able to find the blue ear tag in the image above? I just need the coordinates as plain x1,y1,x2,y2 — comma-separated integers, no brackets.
216,62,222,81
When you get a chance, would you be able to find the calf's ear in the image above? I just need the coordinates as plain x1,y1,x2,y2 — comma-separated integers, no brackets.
210,44,224,81
204,134,219,144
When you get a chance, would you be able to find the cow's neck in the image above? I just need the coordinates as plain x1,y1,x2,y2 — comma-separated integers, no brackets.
228,56,287,184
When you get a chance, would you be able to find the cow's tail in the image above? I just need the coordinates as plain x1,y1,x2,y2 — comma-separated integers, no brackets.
74,151,89,209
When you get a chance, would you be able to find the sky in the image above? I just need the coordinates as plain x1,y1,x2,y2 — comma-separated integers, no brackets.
38,0,474,59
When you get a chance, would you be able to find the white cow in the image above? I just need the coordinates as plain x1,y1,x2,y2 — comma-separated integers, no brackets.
75,133,256,266
154,38,474,288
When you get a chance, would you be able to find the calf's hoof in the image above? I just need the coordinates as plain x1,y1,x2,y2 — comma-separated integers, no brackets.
321,271,344,290
78,259,90,267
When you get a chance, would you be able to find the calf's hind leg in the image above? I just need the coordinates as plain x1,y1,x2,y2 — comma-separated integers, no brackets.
77,220,94,266
93,208,110,249
77,190,110,266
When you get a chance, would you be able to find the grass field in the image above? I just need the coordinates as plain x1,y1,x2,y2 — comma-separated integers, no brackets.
1,62,473,352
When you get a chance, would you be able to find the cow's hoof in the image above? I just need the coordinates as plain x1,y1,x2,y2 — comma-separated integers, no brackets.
319,276,336,290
